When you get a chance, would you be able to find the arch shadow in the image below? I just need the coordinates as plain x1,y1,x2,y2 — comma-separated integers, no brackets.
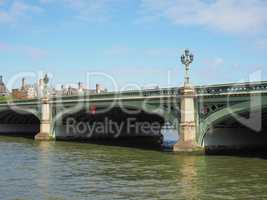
0,108,40,139
51,103,177,150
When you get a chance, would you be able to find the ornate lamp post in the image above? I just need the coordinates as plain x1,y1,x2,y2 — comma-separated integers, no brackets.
173,49,201,152
181,49,194,86
43,73,49,98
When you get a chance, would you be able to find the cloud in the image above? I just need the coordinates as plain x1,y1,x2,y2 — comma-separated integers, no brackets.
144,48,178,56
203,57,224,68
40,0,123,22
104,45,131,56
65,0,111,22
256,38,267,49
139,0,267,34
24,47,47,60
192,57,227,83
104,45,179,57
0,1,43,24
0,42,47,60
0,42,10,51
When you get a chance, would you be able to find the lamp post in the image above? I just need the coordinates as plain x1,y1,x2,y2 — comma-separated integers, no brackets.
43,74,49,98
174,49,201,152
181,49,194,86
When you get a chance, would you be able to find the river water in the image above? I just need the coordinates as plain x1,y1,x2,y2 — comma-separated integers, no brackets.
1,136,267,200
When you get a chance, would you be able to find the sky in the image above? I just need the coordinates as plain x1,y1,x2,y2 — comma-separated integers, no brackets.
0,0,267,91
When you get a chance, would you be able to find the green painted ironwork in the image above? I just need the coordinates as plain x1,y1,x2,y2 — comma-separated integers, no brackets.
197,96,267,145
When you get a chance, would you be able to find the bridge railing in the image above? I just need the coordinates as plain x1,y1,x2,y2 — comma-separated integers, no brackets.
0,88,180,105
196,81,267,95
3,81,267,104
50,87,180,101
0,97,40,105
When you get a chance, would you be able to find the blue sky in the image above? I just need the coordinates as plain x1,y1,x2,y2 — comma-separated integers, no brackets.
0,0,267,90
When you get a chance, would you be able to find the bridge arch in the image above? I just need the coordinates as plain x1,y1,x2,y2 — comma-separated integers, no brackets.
51,102,179,148
198,100,267,150
0,107,41,138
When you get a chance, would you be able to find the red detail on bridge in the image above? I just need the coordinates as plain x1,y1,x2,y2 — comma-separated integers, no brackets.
90,105,96,114
201,106,209,114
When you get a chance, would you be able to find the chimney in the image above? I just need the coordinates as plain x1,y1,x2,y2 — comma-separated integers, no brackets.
78,82,83,90
21,78,26,90
0,75,2,83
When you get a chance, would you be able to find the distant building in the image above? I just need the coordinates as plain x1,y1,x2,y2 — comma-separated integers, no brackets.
65,82,91,96
52,83,107,97
67,86,78,96
96,84,107,94
26,85,37,99
21,78,37,99
12,78,40,99
51,84,78,96
12,89,27,99
0,76,8,96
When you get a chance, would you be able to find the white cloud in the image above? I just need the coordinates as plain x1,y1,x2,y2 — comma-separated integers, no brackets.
256,38,267,49
0,42,47,60
24,46,47,60
0,42,10,51
104,45,179,57
192,57,228,84
140,0,267,34
145,48,178,56
203,57,224,68
64,0,111,22
40,0,123,22
0,1,43,24
104,45,131,56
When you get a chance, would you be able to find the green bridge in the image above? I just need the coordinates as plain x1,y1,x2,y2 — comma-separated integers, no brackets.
1,80,267,152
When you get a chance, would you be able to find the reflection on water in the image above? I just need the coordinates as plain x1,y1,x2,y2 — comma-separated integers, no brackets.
1,136,267,200
178,156,200,200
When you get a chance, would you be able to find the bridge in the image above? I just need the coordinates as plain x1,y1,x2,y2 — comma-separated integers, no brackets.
1,79,267,152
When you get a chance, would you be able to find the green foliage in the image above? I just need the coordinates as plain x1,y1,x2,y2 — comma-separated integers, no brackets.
0,96,13,102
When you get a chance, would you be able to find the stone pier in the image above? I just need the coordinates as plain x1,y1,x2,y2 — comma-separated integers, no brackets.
35,97,52,141
173,86,203,152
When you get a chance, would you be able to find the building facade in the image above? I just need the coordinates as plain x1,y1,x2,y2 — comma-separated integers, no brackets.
0,76,8,96
12,78,42,99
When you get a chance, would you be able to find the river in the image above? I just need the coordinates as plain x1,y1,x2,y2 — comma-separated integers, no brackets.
1,136,267,200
